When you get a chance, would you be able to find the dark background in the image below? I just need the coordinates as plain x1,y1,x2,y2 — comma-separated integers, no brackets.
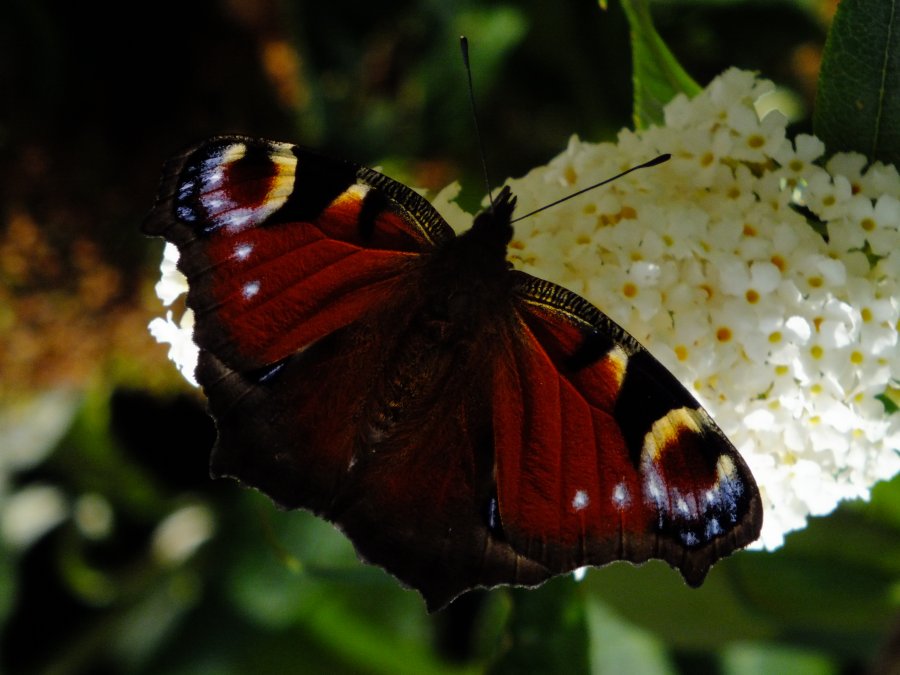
6,1,898,674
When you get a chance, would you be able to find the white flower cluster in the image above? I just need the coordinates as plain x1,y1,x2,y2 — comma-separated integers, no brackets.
440,68,900,549
148,243,198,387
151,68,900,550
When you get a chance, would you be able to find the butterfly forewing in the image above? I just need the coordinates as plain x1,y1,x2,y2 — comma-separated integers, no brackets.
143,136,453,373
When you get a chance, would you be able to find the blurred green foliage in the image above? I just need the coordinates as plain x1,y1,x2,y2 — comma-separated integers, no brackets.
2,0,899,673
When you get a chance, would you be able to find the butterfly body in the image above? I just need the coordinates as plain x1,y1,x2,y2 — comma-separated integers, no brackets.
145,136,762,610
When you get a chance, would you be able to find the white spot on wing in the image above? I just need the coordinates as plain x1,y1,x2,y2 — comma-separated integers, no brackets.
644,466,667,509
681,531,699,546
233,243,253,261
612,482,630,509
242,280,260,299
176,205,195,222
224,211,251,231
572,489,590,512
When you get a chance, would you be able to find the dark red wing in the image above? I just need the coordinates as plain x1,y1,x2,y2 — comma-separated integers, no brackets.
196,278,550,612
494,271,762,584
143,136,454,372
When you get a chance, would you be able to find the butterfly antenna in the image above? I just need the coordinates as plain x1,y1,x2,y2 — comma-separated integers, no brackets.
460,36,495,210
510,153,671,223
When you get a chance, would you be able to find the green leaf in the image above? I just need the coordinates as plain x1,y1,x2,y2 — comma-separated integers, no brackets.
616,0,701,128
814,0,900,165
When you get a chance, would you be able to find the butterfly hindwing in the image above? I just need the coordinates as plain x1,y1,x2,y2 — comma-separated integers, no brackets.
495,271,762,585
199,308,551,611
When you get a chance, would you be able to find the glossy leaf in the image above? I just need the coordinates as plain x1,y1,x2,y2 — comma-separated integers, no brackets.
617,0,701,128
814,0,900,164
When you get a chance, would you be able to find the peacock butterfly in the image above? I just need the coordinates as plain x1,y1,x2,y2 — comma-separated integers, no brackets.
143,136,762,610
